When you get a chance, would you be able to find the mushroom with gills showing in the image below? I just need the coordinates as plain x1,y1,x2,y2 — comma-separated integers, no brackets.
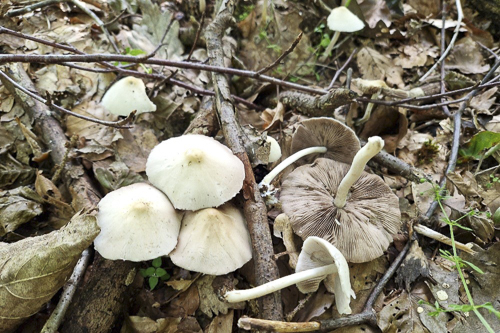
280,137,401,263
146,134,245,210
320,5,365,61
259,117,360,189
225,236,354,315
94,183,181,262
101,76,157,116
169,202,252,275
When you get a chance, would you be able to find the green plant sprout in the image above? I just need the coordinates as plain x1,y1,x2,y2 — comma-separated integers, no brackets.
139,257,170,290
485,174,500,189
423,185,500,332
113,48,152,74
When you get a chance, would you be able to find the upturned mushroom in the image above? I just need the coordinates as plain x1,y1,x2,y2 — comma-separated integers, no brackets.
169,202,252,275
94,183,181,262
101,76,157,116
259,117,360,189
225,236,354,315
146,134,245,210
280,137,401,262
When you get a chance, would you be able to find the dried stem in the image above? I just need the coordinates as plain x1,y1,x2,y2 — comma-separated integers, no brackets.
257,32,303,75
205,6,283,321
327,48,357,90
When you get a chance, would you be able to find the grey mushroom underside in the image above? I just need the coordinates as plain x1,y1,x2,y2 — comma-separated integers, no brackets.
280,158,401,263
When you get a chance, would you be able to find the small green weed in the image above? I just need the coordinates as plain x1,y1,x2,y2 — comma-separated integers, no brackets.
140,257,170,290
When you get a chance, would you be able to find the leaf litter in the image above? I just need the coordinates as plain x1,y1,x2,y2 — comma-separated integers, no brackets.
0,0,499,332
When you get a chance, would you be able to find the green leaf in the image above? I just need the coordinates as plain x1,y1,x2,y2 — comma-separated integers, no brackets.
459,131,500,162
139,269,148,278
125,48,147,56
478,303,500,319
145,267,155,276
155,268,167,277
160,273,170,281
149,276,159,290
152,257,162,268
462,260,485,274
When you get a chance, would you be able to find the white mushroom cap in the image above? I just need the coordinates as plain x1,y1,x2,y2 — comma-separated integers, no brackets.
146,135,245,210
169,203,252,275
266,136,282,163
94,183,181,262
327,7,365,32
296,237,354,315
101,76,157,116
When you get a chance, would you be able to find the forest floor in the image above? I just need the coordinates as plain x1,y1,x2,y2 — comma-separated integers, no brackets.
0,0,499,332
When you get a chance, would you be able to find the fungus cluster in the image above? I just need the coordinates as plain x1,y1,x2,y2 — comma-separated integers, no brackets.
94,134,253,276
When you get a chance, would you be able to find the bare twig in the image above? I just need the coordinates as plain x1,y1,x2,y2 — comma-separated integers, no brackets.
52,135,79,184
439,1,452,117
187,11,206,61
420,0,463,81
0,69,133,128
327,48,357,90
257,32,303,75
40,248,92,333
413,225,476,254
6,0,66,16
205,6,283,321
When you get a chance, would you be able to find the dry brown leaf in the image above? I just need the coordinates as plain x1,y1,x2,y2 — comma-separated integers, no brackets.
0,212,99,332
261,101,285,131
470,87,497,114
0,187,43,236
115,126,158,173
357,47,404,87
205,310,234,333
196,275,245,318
445,36,490,74
359,0,393,29
395,43,439,68
121,316,182,333
66,101,123,146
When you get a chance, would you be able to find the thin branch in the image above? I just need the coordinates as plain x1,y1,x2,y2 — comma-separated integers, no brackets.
187,12,206,61
6,0,66,16
41,248,92,333
0,53,328,95
420,0,463,81
439,0,452,117
0,69,133,128
327,48,357,90
257,32,303,75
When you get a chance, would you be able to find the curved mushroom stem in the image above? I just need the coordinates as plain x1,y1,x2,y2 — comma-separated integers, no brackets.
225,263,337,303
259,146,327,189
355,90,381,126
320,31,341,61
334,136,384,208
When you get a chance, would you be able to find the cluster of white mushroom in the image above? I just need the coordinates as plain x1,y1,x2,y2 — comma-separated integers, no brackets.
94,134,254,276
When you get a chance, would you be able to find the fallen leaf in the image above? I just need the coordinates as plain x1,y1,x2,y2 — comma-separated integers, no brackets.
359,0,393,29
0,211,99,332
470,87,497,114
196,275,245,318
205,310,234,333
445,36,490,74
0,187,43,236
357,47,404,87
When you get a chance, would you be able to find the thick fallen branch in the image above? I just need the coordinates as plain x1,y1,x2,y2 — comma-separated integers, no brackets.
280,89,356,117
205,6,283,321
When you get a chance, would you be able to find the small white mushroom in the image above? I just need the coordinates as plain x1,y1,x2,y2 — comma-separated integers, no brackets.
94,183,181,262
101,76,156,116
266,136,282,163
169,203,252,275
225,236,354,315
146,135,245,210
321,7,365,61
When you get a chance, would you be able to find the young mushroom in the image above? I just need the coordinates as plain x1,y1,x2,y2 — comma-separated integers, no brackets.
94,183,181,262
320,6,365,61
259,117,360,189
225,236,354,315
352,78,389,126
146,134,245,210
266,135,282,163
101,76,157,116
280,137,401,263
169,202,252,275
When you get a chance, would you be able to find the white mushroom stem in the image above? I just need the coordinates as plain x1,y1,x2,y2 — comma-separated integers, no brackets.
225,263,337,303
320,31,341,61
259,146,327,189
334,136,384,208
355,90,381,126
414,225,476,254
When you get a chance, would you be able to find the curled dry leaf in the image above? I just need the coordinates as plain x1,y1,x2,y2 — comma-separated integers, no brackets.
0,211,100,332
0,187,43,236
